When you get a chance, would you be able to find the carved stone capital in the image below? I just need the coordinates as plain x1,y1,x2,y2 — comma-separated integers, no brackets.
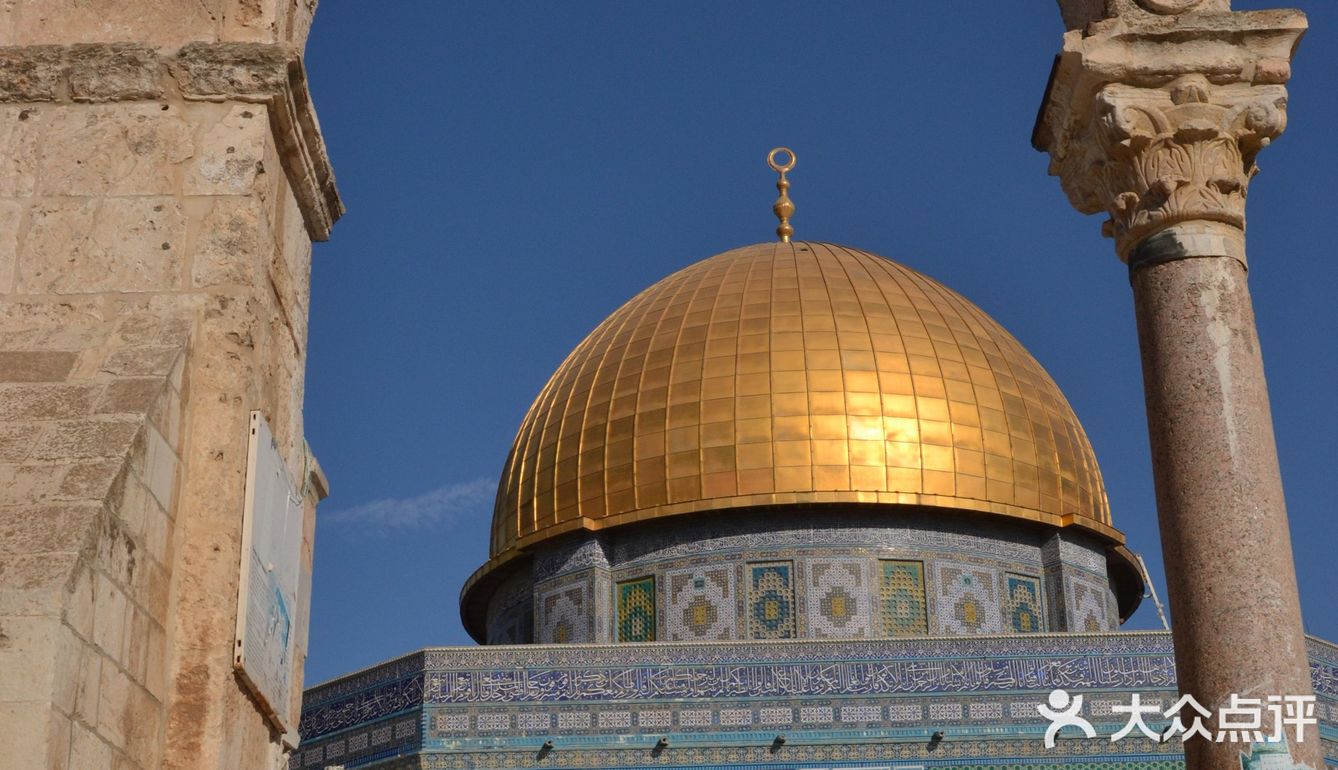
1058,0,1232,32
1034,10,1305,262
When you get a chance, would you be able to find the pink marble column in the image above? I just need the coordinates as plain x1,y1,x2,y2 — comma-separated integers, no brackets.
1128,224,1319,769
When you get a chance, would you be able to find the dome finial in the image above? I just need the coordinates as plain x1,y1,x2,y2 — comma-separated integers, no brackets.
768,147,796,243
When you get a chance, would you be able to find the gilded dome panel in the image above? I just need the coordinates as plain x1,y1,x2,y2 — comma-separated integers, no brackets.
489,242,1118,563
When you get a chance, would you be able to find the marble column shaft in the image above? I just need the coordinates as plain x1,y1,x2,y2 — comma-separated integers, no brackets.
1130,230,1318,768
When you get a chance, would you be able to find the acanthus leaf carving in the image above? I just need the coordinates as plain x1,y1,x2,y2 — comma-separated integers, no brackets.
1060,75,1288,260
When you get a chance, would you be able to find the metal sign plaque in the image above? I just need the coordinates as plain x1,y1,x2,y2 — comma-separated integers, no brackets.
234,411,304,734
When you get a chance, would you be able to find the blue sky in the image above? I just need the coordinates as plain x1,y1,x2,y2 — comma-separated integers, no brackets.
300,1,1337,685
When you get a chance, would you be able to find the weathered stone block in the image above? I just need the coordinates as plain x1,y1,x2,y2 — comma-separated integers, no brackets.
0,463,70,505
172,41,292,98
2,1,218,47
96,658,131,747
124,606,152,685
92,573,129,663
192,197,269,288
96,515,138,589
47,709,71,768
0,298,101,351
50,623,81,713
0,581,63,618
0,422,43,461
73,643,101,725
143,617,167,701
121,675,161,765
0,551,78,593
19,198,186,293
69,717,112,768
36,105,192,196
99,346,184,377
0,613,57,701
0,45,62,100
67,43,162,102
142,424,176,510
0,107,43,197
0,701,53,770
111,475,150,542
184,104,269,195
57,460,124,499
0,350,77,382
64,565,96,638
32,418,142,460
0,501,100,554
142,499,173,566
134,557,170,628
0,383,97,420
0,198,18,292
151,376,184,451
95,378,165,416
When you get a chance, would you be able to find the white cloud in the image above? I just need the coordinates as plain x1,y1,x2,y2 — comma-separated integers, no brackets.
324,477,494,531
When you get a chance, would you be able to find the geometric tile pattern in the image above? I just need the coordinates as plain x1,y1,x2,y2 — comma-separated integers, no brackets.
878,559,928,636
806,558,872,638
485,515,1126,644
298,632,1338,770
1003,573,1043,633
934,562,1002,634
615,576,656,642
747,562,796,640
536,581,590,644
1067,575,1111,632
664,565,735,641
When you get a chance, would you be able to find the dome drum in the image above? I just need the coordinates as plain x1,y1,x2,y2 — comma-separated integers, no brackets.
476,507,1132,644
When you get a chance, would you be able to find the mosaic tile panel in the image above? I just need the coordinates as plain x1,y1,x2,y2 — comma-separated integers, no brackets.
537,580,591,644
616,576,656,642
298,631,1338,770
759,707,793,725
747,562,796,640
664,565,735,641
879,559,928,636
533,532,610,580
806,558,873,638
1004,573,1044,633
609,510,1044,567
934,561,1002,634
1067,574,1112,632
637,710,671,728
481,514,1126,645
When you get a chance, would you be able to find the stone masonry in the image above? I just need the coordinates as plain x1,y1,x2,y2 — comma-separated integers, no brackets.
0,2,340,769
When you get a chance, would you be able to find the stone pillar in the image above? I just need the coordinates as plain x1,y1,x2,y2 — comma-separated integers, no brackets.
1035,3,1317,768
0,3,341,768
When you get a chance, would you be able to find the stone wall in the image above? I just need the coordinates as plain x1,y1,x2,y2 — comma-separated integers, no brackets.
0,26,338,770
1,313,187,769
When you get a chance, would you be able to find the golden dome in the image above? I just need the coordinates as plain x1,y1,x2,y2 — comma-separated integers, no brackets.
484,242,1125,570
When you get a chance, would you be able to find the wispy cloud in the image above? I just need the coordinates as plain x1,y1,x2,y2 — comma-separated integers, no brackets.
324,477,494,531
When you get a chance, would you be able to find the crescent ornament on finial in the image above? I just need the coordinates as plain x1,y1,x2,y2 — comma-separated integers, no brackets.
768,147,796,243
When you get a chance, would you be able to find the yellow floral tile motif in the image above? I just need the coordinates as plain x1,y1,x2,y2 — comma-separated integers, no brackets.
935,563,1002,634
